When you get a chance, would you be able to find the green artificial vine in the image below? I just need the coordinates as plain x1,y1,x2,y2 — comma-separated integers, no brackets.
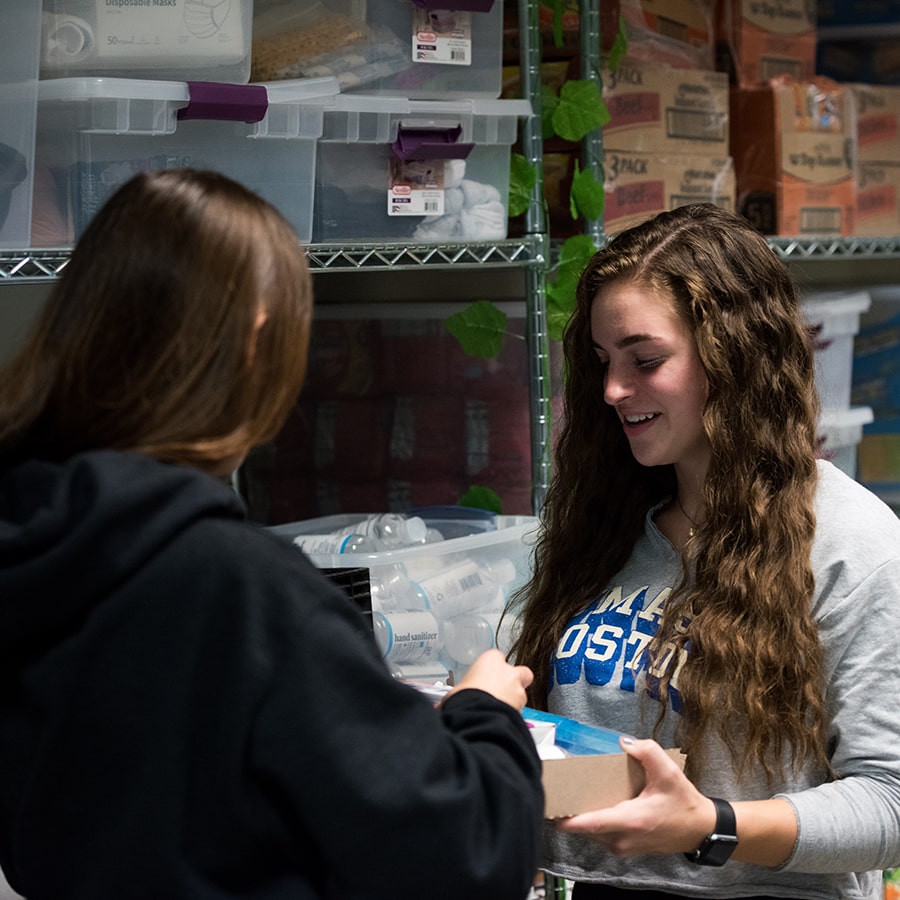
444,8,627,511
448,13,627,354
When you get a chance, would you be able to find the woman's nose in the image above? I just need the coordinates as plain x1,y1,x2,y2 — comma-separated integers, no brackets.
603,363,632,406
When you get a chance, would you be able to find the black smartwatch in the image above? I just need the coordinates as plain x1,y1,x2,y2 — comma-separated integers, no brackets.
684,797,739,866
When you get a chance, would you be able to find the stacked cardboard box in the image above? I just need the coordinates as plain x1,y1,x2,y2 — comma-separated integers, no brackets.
715,0,817,87
601,0,717,69
730,77,856,236
851,84,900,237
601,60,734,234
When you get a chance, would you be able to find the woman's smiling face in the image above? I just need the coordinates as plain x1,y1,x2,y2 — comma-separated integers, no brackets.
590,279,711,479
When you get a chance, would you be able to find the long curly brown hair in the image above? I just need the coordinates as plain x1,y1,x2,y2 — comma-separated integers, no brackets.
509,204,830,782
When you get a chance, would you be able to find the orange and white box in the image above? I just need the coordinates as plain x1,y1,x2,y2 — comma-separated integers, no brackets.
850,84,900,165
602,61,729,154
601,0,716,69
716,0,816,87
856,162,900,237
730,78,857,236
603,150,735,235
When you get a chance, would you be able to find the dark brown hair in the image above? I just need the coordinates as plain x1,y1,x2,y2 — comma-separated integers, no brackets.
510,204,829,782
0,169,312,473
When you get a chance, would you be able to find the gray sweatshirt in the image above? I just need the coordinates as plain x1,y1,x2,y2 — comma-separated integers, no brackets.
543,460,900,899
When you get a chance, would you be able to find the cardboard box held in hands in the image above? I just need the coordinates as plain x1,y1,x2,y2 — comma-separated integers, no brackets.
524,708,687,819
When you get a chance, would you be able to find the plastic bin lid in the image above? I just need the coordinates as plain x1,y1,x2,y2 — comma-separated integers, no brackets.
801,290,872,318
318,92,531,119
818,406,874,431
38,75,340,106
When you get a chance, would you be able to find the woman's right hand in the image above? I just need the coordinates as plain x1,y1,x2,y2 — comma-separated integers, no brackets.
445,648,533,711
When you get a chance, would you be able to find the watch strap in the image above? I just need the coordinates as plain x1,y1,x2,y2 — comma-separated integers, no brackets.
684,797,739,866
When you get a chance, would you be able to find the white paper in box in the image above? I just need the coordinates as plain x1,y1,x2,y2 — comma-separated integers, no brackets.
31,75,339,247
271,514,540,681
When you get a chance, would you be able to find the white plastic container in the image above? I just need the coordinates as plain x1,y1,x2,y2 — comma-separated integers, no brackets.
40,0,254,83
0,1,42,250
272,512,539,680
801,290,872,411
312,93,531,244
251,0,504,100
817,406,874,478
30,75,339,247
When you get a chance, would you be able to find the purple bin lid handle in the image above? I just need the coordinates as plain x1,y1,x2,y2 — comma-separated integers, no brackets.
177,82,269,124
409,0,494,10
391,124,475,160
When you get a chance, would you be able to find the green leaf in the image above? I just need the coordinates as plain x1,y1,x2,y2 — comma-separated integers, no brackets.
459,485,503,514
569,163,605,221
541,83,560,140
557,233,599,280
545,235,599,338
552,79,610,143
607,16,628,72
508,152,537,218
568,159,581,220
547,295,574,342
444,300,508,359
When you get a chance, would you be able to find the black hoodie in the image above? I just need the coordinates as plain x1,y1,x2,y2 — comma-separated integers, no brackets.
0,450,543,899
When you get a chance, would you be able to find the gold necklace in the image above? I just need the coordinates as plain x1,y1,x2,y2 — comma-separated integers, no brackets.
675,495,698,538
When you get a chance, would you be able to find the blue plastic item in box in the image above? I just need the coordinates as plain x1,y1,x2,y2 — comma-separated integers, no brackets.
523,708,626,756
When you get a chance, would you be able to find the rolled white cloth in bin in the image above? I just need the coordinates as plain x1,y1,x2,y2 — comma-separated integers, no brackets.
41,12,95,67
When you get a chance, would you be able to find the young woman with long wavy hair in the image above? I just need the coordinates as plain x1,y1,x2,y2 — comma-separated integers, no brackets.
509,203,900,899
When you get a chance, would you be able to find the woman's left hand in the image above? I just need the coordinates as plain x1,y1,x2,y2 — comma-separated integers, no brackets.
554,735,716,857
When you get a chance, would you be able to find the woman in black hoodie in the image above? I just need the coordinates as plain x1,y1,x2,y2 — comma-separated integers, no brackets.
0,169,543,900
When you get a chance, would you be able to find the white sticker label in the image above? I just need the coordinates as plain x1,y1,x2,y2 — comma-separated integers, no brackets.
411,9,472,66
388,159,446,216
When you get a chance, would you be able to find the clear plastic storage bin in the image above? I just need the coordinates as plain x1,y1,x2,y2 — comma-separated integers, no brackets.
271,513,540,681
0,1,42,250
40,0,255,83
801,291,872,411
251,0,504,99
30,75,339,247
817,406,874,478
312,93,530,244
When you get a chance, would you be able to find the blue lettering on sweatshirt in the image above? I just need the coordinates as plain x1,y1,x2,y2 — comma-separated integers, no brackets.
551,584,685,708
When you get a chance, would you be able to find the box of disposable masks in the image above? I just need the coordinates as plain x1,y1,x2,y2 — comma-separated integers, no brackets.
40,0,254,83
311,93,531,244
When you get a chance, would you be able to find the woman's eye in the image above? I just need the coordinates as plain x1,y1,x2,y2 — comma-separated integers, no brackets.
636,357,665,369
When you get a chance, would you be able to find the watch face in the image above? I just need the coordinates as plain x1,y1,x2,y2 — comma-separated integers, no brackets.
698,833,739,866
685,798,739,867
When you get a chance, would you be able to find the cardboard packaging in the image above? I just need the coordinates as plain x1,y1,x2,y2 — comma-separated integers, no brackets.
543,748,687,818
716,0,816,87
601,0,716,69
730,78,857,236
603,150,736,235
602,61,730,154
856,162,900,237
851,84,900,165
